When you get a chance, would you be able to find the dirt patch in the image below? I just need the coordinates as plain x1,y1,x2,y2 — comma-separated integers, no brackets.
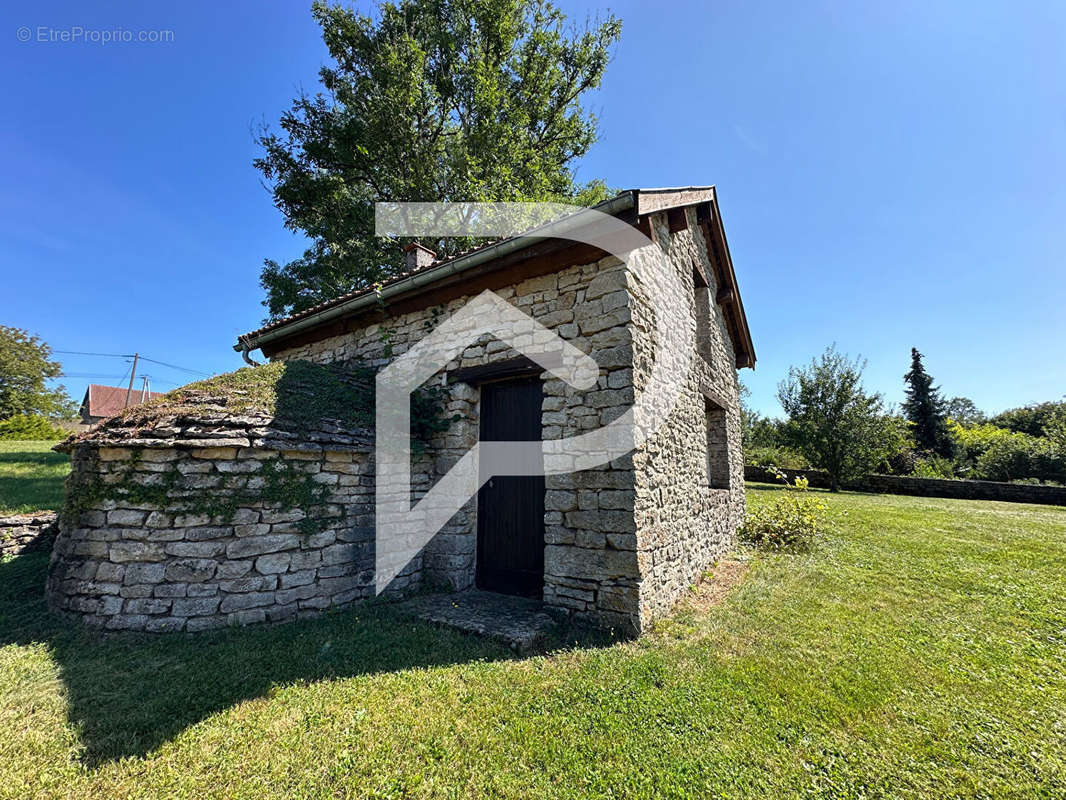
682,555,751,613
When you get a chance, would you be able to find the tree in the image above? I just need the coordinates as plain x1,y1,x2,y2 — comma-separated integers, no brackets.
256,0,621,319
777,346,897,491
989,400,1066,438
0,326,75,421
945,396,985,426
902,348,955,458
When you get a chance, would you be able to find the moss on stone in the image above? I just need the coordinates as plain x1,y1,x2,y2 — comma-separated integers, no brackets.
147,360,375,431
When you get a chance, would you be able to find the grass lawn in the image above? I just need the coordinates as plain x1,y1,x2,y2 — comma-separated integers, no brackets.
0,440,70,514
1,486,1064,798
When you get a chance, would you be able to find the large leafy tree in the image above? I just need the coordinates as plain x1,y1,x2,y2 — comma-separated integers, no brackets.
778,346,900,491
989,400,1066,438
0,326,75,421
944,395,985,426
902,348,955,458
256,0,621,319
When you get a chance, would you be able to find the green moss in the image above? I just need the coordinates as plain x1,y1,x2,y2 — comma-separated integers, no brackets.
62,451,340,536
159,360,375,432
109,359,450,445
59,359,457,526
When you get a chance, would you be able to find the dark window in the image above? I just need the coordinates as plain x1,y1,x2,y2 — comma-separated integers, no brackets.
705,397,730,490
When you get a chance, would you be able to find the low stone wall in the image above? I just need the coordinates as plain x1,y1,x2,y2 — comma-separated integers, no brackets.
744,466,1066,506
48,443,393,632
0,512,58,558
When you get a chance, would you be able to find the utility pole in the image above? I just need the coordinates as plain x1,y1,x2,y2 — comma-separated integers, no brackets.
124,353,139,409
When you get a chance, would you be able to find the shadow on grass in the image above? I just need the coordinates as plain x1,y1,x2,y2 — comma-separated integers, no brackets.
0,447,70,513
0,552,527,766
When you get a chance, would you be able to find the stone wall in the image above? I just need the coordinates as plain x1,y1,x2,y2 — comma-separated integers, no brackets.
48,444,387,632
272,253,647,629
745,466,1066,506
0,512,58,559
273,213,746,633
629,210,745,629
48,210,748,635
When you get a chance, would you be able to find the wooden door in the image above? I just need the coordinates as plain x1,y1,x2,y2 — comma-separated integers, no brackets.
476,378,545,597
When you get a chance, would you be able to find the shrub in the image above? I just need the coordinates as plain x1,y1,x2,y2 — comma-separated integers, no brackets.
912,456,955,479
745,445,809,470
973,432,1066,484
741,473,828,551
948,420,1011,466
0,413,67,440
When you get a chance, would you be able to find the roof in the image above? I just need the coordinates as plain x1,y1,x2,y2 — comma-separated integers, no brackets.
236,187,756,369
60,361,374,453
81,384,166,419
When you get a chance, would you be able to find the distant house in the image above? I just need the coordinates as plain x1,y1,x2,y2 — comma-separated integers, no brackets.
79,384,164,425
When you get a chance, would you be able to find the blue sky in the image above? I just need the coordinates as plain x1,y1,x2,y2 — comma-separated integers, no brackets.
2,0,1064,417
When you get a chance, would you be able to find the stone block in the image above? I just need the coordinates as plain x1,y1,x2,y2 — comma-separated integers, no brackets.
145,511,171,528
183,526,231,541
120,585,154,599
124,562,166,584
96,562,125,583
219,592,274,613
125,598,172,615
219,575,274,593
280,569,315,588
255,552,291,574
289,550,321,570
216,560,253,580
166,541,226,558
276,583,319,605
171,596,221,617
110,541,166,563
226,534,300,559
321,543,357,565
165,559,217,583
233,523,271,538
107,509,147,526
189,447,238,460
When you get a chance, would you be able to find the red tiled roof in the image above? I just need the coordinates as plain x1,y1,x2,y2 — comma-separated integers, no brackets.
81,384,166,420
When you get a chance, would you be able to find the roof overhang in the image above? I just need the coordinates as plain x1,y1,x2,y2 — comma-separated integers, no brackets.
235,187,755,369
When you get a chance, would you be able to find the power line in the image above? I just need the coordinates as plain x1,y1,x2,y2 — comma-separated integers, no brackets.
137,356,210,377
53,350,209,377
53,350,133,358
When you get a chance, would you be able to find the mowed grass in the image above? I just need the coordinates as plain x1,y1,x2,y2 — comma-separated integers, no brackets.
0,440,70,514
0,487,1064,799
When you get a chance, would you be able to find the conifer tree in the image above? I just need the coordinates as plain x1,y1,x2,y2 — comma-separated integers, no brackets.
903,348,955,458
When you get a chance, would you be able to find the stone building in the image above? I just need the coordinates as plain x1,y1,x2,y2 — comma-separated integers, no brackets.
48,187,755,635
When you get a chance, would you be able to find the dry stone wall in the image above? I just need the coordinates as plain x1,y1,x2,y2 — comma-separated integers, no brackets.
49,211,748,636
1,512,58,559
273,254,645,630
629,211,745,629
47,442,392,632
745,465,1066,506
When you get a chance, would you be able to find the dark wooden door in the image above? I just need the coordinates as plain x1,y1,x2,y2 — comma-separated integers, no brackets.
476,378,545,597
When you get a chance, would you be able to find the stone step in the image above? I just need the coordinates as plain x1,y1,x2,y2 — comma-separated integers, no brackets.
397,589,560,655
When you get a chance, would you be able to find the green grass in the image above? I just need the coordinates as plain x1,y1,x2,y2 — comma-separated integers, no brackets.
0,486,1064,798
0,440,70,514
